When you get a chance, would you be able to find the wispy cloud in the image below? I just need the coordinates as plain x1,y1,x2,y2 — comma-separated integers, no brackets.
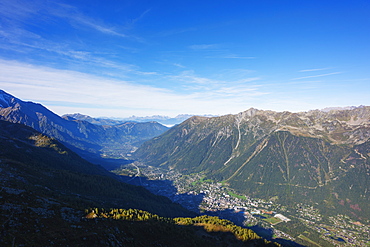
49,3,132,39
0,31,138,77
0,60,178,115
169,70,216,85
0,0,133,39
2,59,360,117
168,70,263,99
0,60,271,117
173,63,186,68
0,0,39,23
0,0,151,81
299,67,332,72
125,9,151,29
292,72,342,80
71,16,128,38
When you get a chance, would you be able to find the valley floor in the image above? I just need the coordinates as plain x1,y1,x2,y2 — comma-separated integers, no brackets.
116,163,370,247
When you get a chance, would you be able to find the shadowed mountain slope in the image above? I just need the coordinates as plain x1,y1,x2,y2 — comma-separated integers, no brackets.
0,119,192,216
0,120,280,246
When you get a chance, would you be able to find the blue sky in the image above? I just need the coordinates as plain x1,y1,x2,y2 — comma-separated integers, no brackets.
0,0,369,117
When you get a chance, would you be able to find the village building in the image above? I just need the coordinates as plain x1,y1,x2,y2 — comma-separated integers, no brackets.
274,214,291,222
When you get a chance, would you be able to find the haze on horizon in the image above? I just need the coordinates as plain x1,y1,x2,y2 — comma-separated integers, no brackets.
0,0,369,118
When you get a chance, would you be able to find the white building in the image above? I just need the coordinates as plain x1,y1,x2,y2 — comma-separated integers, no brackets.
274,214,291,222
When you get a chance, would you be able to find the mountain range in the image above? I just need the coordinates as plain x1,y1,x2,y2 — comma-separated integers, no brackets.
0,90,168,168
120,114,218,126
63,113,217,126
134,107,370,221
0,93,277,246
63,113,196,126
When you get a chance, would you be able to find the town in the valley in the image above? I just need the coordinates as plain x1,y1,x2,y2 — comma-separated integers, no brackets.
117,163,369,247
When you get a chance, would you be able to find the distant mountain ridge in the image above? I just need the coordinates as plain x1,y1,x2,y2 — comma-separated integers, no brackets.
120,114,203,126
0,90,169,168
64,113,217,126
320,106,361,112
135,107,370,220
63,113,131,126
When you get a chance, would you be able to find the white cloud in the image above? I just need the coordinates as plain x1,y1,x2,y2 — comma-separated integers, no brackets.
2,59,362,117
0,60,273,117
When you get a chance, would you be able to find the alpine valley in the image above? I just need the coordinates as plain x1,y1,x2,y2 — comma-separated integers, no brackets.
1,89,369,246
0,90,278,246
0,90,168,169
